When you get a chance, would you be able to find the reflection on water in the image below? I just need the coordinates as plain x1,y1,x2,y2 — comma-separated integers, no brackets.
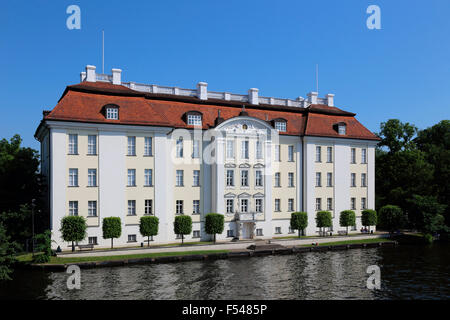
1,244,449,300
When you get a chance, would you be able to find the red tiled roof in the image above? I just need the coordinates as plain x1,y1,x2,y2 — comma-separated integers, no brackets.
39,82,380,141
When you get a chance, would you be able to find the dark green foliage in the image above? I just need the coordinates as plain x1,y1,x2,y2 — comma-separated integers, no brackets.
378,205,404,233
60,216,87,252
205,213,225,243
423,233,433,244
139,216,159,246
377,119,418,153
102,217,122,249
32,230,52,263
290,212,308,237
339,210,356,234
406,195,446,234
0,223,18,281
174,215,192,244
361,209,377,232
316,211,332,236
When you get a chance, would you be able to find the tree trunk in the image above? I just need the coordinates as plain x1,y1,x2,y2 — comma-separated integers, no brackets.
298,229,301,238
148,236,150,247
182,234,184,245
214,233,216,244
72,241,75,252
346,226,348,235
111,238,113,249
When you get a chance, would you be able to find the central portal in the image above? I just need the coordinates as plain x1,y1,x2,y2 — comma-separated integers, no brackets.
241,222,255,239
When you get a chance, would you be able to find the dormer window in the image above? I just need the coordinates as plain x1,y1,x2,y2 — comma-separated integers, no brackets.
105,106,119,120
185,111,203,126
337,123,347,135
274,120,287,132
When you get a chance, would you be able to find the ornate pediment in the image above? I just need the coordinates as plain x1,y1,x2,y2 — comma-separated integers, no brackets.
224,193,236,198
225,163,236,168
238,192,251,198
253,192,265,198
239,163,251,168
253,163,265,168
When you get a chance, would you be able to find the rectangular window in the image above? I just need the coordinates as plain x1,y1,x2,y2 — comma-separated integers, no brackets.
227,230,234,238
316,146,321,162
288,199,294,212
193,200,200,214
192,140,200,158
275,145,281,161
241,140,249,159
88,135,97,155
176,137,183,158
255,198,263,212
361,198,367,210
275,227,281,234
327,147,333,163
256,140,263,160
288,172,294,187
351,173,356,187
226,140,234,159
226,199,234,213
127,169,136,186
327,198,333,211
128,234,137,242
87,201,97,217
226,170,234,187
351,148,356,164
193,170,200,186
316,172,322,187
275,172,281,187
327,172,332,187
275,121,286,132
106,107,118,120
241,170,249,187
88,169,97,187
176,200,184,214
361,148,367,164
176,170,184,187
255,170,263,187
69,201,78,216
144,137,152,156
193,230,201,238
68,134,78,154
240,199,248,213
351,198,356,210
315,198,322,211
145,199,153,215
69,168,78,187
288,145,294,162
256,229,263,236
128,200,136,216
187,114,202,126
361,173,367,187
275,199,281,212
128,136,136,156
144,169,153,186
88,237,98,245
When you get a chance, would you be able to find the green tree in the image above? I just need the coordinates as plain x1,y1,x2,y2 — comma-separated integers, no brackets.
316,211,332,236
406,195,446,235
377,119,418,153
290,212,308,238
102,217,122,249
361,209,377,233
174,215,192,244
378,205,404,234
339,210,356,235
60,216,87,252
0,223,18,281
32,230,52,263
139,216,159,247
205,213,224,243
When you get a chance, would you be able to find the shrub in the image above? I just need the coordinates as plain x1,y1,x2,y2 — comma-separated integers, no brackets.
316,211,332,236
339,210,356,235
205,213,225,243
423,233,433,244
60,216,87,252
140,216,159,246
378,205,404,233
361,209,377,232
32,230,52,263
102,217,122,249
290,212,308,237
174,215,192,245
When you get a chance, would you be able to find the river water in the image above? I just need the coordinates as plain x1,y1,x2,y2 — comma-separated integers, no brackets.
1,244,449,300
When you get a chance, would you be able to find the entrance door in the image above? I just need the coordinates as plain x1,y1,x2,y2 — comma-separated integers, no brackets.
242,223,251,239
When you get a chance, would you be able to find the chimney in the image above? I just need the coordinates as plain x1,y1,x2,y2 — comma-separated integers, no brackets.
248,88,259,104
80,71,86,82
197,82,208,100
112,68,122,85
307,91,318,104
326,94,335,107
86,65,96,82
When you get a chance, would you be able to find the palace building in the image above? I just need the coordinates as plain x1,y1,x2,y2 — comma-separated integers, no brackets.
35,65,380,249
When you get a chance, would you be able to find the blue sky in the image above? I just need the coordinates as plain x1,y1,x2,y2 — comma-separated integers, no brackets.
1,0,449,149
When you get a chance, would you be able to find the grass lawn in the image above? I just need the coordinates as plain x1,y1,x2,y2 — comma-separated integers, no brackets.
16,249,230,265
300,238,393,247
